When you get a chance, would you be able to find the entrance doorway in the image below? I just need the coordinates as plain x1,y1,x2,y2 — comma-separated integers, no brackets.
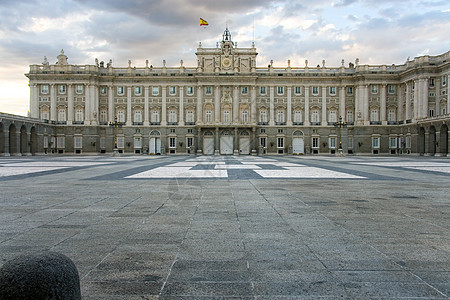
220,130,233,155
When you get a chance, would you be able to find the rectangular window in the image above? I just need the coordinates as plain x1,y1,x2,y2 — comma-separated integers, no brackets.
389,137,397,148
135,86,141,95
260,137,266,147
152,87,159,95
429,109,435,117
59,85,66,94
260,86,266,95
117,86,124,95
388,85,395,94
329,137,336,149
295,86,301,95
242,86,248,94
429,78,435,87
372,137,380,149
41,85,49,94
100,137,106,149
205,86,212,95
442,76,447,86
101,87,107,94
74,136,82,149
371,85,378,94
405,136,411,148
277,86,284,95
76,85,83,94
329,87,336,95
134,137,142,148
169,137,176,148
117,137,124,148
312,86,319,95
347,111,354,123
187,137,193,147
329,111,337,123
312,137,319,148
187,86,194,95
57,136,65,148
277,137,284,148
347,87,353,95
169,86,176,95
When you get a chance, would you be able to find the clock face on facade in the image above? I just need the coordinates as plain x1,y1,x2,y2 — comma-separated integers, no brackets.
222,57,232,68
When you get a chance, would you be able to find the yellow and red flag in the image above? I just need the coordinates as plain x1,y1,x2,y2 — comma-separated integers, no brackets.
200,18,208,26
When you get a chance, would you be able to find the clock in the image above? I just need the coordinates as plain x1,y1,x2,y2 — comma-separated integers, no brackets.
222,57,232,68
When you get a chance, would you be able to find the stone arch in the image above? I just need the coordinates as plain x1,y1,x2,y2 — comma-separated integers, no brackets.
293,130,304,136
30,126,38,155
429,126,436,156
150,130,161,136
418,127,425,156
9,123,17,155
20,125,28,155
440,124,448,156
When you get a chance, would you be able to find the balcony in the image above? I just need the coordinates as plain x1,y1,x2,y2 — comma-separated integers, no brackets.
311,122,321,126
293,122,303,125
150,122,161,125
99,121,108,125
257,122,269,125
73,121,84,125
168,122,178,125
133,122,143,126
185,122,196,125
275,122,286,125
370,121,382,125
56,121,67,125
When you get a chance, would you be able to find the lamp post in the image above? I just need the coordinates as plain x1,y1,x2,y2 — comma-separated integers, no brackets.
109,117,124,156
333,116,347,156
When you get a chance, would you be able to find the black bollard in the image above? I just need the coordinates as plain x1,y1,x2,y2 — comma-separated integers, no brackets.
0,251,81,300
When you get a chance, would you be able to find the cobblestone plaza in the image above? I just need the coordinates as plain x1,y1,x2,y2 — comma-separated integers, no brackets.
0,155,449,299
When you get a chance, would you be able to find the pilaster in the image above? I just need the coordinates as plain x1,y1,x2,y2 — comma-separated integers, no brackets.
197,86,203,123
67,84,74,125
321,86,327,126
380,84,387,125
50,84,56,122
233,86,239,124
126,86,132,126
251,86,257,124
304,85,310,126
108,86,114,123
269,86,275,126
161,86,167,126
144,86,150,126
179,86,184,126
286,86,292,126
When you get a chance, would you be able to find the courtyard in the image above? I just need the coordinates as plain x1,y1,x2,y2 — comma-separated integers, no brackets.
0,155,449,299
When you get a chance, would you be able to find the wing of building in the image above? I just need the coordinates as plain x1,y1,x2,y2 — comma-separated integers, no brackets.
3,27,448,156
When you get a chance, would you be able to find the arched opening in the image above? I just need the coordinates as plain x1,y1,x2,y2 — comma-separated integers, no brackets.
149,130,161,155
9,123,17,156
440,124,448,156
30,126,38,155
418,127,425,156
20,125,28,155
0,122,4,156
292,130,305,155
429,126,436,156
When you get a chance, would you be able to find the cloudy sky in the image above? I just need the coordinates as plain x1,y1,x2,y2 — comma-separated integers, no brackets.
1,0,449,116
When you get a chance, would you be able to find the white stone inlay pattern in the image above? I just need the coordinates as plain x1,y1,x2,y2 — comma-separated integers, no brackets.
254,167,366,178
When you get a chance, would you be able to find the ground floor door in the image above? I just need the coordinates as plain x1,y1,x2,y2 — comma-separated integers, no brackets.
203,137,214,155
239,137,250,154
292,137,304,154
149,137,161,154
220,136,233,155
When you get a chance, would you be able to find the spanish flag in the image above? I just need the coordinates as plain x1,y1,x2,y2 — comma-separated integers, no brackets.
200,18,208,26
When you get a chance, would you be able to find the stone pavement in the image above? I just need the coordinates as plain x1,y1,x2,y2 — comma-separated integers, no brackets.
0,155,449,299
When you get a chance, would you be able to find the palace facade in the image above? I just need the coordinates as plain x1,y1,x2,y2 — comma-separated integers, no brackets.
16,28,450,156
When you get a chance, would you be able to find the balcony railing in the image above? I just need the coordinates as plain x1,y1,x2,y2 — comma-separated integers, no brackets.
275,122,286,125
150,122,160,125
133,122,143,125
370,121,382,125
185,122,196,125
73,121,84,125
257,122,269,125
293,122,303,125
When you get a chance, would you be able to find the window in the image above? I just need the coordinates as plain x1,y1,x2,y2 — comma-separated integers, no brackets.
100,110,107,123
187,86,194,95
429,109,435,117
347,111,354,123
429,78,435,87
186,110,194,123
311,110,320,123
170,129,175,133
242,110,248,123
76,85,84,94
169,86,176,95
152,87,159,95
41,85,49,94
242,86,248,94
329,111,337,123
169,110,177,123
134,110,142,123
260,86,266,95
135,87,141,95
442,76,447,86
348,137,354,148
59,85,66,94
329,137,336,149
58,109,66,122
205,86,212,95
75,109,84,122
277,137,284,148
101,87,107,95
276,110,285,123
405,136,411,148
169,137,176,148
295,86,301,95
370,110,379,122
151,111,160,123
389,137,397,148
312,87,319,95
57,136,65,148
294,111,302,123
117,86,124,95
329,87,336,95
312,137,319,148
347,87,353,95
259,110,267,123
372,137,380,149
134,137,142,148
41,97,49,102
277,86,284,95
260,129,265,133
387,109,396,122
260,137,266,147
205,110,212,122
371,85,378,94
223,110,231,123
74,136,82,149
117,137,124,148
277,129,283,133
117,110,125,123
187,137,193,147
388,85,395,94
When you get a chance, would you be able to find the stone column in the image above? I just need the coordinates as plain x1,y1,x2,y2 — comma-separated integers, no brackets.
197,86,203,123
304,85,310,126
214,86,220,123
269,86,275,126
84,84,91,125
67,84,74,125
50,84,56,122
405,82,412,121
108,86,114,123
91,85,99,126
179,86,184,126
287,86,292,126
413,79,419,120
363,85,369,125
339,86,346,121
251,86,257,124
126,86,132,126
422,78,429,118
397,84,404,122
30,83,39,118
233,86,239,124
161,86,167,126
380,84,387,124
435,80,441,116
321,86,327,126
144,86,149,126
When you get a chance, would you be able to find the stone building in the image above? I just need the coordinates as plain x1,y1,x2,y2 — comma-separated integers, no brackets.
10,28,449,156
